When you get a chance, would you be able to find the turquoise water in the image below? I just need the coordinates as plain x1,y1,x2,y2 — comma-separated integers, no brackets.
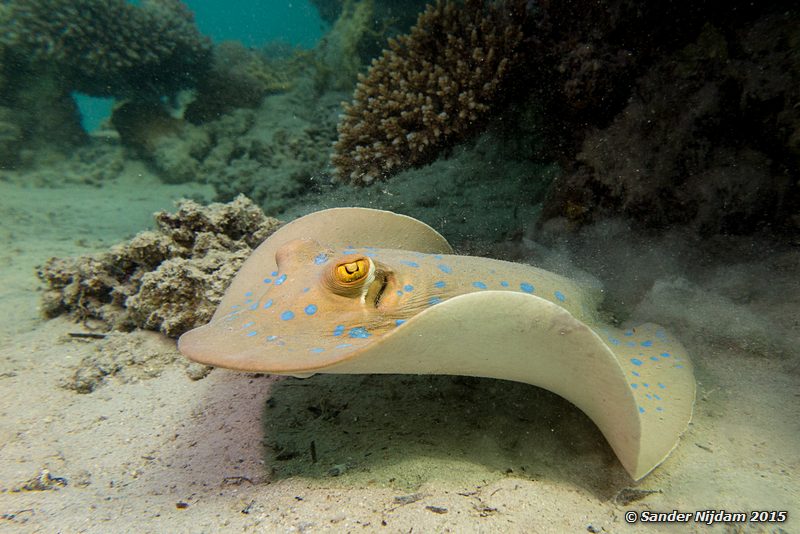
78,0,325,131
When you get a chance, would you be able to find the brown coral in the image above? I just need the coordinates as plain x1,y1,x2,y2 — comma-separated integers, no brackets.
331,0,526,184
38,195,281,337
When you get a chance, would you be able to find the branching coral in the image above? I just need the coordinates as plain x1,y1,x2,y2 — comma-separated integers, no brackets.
0,0,211,97
331,0,526,184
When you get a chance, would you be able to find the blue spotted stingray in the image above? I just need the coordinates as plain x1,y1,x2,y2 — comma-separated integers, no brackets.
179,208,695,481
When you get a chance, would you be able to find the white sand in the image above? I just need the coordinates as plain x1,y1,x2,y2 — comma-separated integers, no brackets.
0,163,797,533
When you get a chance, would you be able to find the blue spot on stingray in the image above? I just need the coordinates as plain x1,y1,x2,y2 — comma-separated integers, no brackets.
271,271,278,276
280,311,294,321
244,291,253,297
638,406,645,414
249,303,258,310
304,304,317,316
500,281,509,287
631,383,639,389
314,254,328,265
660,352,671,358
434,281,446,288
335,343,353,349
520,282,534,293
231,304,240,309
303,287,310,293
609,337,621,345
429,296,442,306
396,290,404,296
332,325,345,337
349,327,371,338
342,249,358,255
623,330,634,336
244,299,253,304
646,393,653,400
658,383,666,389
632,371,640,377
404,284,414,292
641,340,653,347
246,331,257,337
653,394,661,400
472,281,487,289
631,358,643,366
263,299,273,309
438,264,452,274
266,335,278,341
626,341,636,347
275,274,287,285
675,364,684,369
433,255,443,260
400,260,420,268
650,356,660,361
554,290,566,302
242,322,255,328
395,319,405,326
642,383,649,388
309,347,325,353
263,278,272,284
656,406,664,412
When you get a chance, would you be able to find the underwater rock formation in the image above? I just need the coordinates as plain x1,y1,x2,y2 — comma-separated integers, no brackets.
331,0,526,184
38,196,281,337
0,0,211,98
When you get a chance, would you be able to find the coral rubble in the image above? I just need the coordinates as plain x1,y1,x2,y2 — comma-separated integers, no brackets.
331,0,526,184
38,196,281,337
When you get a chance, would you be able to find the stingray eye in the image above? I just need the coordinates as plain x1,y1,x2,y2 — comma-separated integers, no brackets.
324,256,376,298
335,258,370,283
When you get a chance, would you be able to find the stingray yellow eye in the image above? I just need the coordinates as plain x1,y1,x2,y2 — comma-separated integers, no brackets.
336,259,370,283
324,256,376,298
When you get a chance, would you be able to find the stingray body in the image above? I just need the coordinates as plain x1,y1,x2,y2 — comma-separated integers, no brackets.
179,208,695,480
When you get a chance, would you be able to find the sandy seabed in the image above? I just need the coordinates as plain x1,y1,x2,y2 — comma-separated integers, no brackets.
0,164,798,534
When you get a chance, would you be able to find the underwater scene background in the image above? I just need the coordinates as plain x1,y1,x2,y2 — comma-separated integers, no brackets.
0,0,797,532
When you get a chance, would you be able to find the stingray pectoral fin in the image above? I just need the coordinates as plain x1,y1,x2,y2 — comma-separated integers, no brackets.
323,292,695,480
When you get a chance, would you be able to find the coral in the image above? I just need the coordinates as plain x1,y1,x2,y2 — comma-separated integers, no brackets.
185,41,294,123
0,0,211,98
313,0,378,92
38,196,281,337
331,0,526,184
136,85,342,212
111,101,184,154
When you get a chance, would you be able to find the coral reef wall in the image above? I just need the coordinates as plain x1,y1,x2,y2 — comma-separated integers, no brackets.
331,0,526,184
